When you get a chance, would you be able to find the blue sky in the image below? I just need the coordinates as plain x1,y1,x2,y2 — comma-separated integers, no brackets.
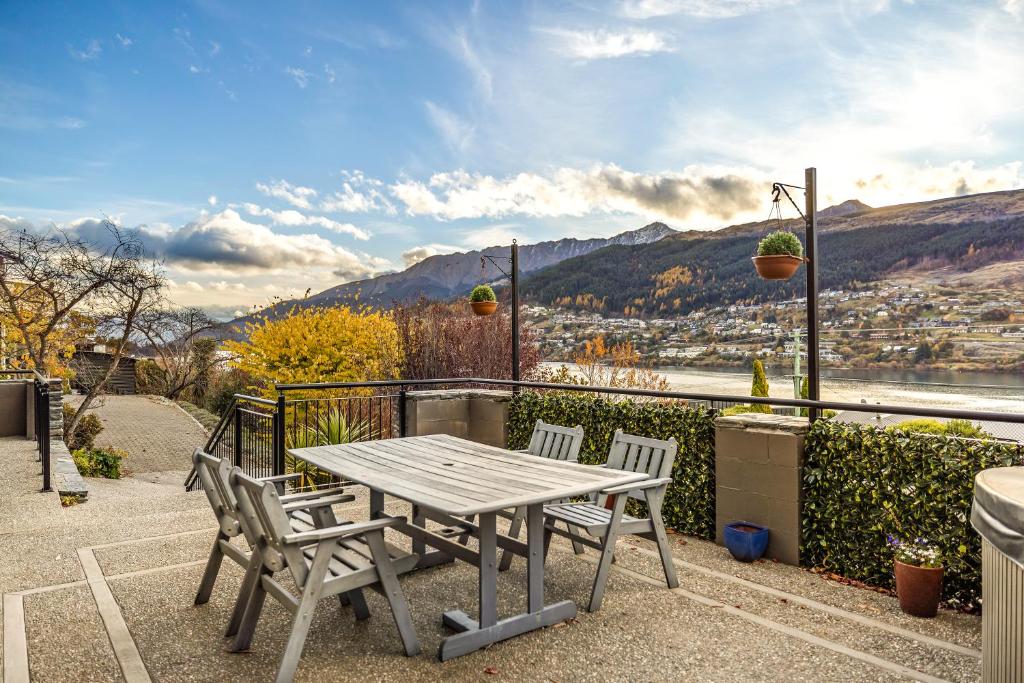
2,0,1022,316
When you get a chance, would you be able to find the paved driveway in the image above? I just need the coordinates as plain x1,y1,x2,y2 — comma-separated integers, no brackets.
66,394,209,474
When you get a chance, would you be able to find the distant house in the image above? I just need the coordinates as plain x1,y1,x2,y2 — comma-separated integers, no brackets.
70,344,137,395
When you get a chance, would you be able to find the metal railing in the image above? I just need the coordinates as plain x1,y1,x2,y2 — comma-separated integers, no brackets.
184,394,283,491
183,376,1024,492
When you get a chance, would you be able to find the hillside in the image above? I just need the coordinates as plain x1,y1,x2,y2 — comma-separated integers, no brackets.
524,189,1024,317
219,222,675,335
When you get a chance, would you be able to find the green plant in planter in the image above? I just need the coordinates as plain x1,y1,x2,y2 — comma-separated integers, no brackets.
470,284,496,302
757,230,803,257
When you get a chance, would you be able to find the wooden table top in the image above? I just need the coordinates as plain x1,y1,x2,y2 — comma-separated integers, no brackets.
289,434,649,516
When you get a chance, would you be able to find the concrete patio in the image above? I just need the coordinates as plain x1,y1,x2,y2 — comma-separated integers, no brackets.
0,436,983,683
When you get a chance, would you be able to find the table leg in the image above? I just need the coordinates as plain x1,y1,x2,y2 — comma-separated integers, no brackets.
478,512,497,628
527,503,543,613
438,506,577,661
369,489,384,519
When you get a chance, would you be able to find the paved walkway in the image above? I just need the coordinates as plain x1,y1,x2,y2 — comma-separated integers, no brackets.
65,395,209,475
0,432,984,682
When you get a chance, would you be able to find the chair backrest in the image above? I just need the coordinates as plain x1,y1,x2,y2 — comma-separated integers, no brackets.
193,449,242,537
526,420,585,462
229,468,309,587
603,430,677,501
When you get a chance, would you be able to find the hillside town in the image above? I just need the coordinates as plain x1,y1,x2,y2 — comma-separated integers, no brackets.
528,282,1024,371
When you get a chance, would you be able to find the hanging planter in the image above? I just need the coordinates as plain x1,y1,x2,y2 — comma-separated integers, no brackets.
753,231,805,280
469,284,498,316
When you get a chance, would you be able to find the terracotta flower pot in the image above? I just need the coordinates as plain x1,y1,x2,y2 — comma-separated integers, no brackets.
752,255,803,280
894,560,944,618
470,300,497,316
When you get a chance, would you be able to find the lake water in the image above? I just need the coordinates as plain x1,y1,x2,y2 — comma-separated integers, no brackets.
542,363,1024,414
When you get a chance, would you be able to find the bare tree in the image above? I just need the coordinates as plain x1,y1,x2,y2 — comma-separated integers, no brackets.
0,219,167,436
134,306,219,399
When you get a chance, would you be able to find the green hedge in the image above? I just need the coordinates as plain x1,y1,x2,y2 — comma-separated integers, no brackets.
802,420,1023,609
508,391,717,539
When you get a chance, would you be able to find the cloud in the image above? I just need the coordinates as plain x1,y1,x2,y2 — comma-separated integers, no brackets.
155,210,379,275
115,33,133,48
619,0,796,18
255,179,317,209
323,64,336,84
1002,0,1023,18
207,195,218,206
400,243,461,267
188,64,208,74
68,39,102,61
424,101,475,152
389,164,763,223
208,280,246,292
850,161,1024,202
239,203,370,239
285,66,309,88
540,28,675,60
319,171,395,214
209,41,221,56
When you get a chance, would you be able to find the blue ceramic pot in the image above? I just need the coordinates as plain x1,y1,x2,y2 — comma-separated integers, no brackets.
724,521,769,562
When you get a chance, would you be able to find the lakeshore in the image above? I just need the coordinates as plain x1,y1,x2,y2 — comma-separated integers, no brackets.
543,362,1024,413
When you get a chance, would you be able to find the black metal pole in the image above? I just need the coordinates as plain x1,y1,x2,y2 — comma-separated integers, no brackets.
511,240,520,384
804,167,820,422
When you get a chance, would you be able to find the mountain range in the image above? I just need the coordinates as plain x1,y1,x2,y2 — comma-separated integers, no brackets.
221,188,1024,335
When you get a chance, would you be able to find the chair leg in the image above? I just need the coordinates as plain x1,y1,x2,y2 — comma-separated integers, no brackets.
542,518,554,564
498,506,526,572
567,523,587,555
229,574,267,652
275,542,333,683
194,532,227,605
345,589,371,621
364,530,420,656
647,490,679,589
588,494,627,613
226,554,264,637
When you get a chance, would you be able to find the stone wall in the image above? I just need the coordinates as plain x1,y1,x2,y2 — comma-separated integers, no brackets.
403,389,512,447
714,413,808,566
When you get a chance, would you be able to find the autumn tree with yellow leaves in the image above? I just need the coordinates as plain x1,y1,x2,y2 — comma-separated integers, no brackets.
222,305,402,397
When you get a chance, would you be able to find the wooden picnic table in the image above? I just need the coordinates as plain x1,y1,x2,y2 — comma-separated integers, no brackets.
290,433,649,660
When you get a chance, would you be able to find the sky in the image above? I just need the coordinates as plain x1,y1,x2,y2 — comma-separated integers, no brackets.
1,0,1023,318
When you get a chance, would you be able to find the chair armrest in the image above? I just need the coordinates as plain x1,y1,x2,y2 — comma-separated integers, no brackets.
600,477,672,496
282,516,405,546
280,488,349,503
281,493,354,513
260,472,303,484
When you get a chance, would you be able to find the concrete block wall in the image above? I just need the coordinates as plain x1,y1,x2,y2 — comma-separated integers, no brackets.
0,380,29,437
714,413,808,566
404,389,512,447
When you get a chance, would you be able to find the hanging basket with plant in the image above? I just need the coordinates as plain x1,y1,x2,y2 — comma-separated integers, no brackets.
752,230,805,280
469,284,498,316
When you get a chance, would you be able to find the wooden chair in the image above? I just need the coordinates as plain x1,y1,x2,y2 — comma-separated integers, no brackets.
497,420,586,570
542,430,679,612
228,468,420,683
191,448,355,636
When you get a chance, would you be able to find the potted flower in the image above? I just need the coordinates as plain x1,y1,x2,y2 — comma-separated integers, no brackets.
752,230,804,280
888,535,944,618
469,284,497,316
723,521,770,562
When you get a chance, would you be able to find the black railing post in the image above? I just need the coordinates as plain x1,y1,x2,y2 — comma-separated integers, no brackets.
232,404,243,468
398,388,408,437
38,382,51,491
274,393,286,476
